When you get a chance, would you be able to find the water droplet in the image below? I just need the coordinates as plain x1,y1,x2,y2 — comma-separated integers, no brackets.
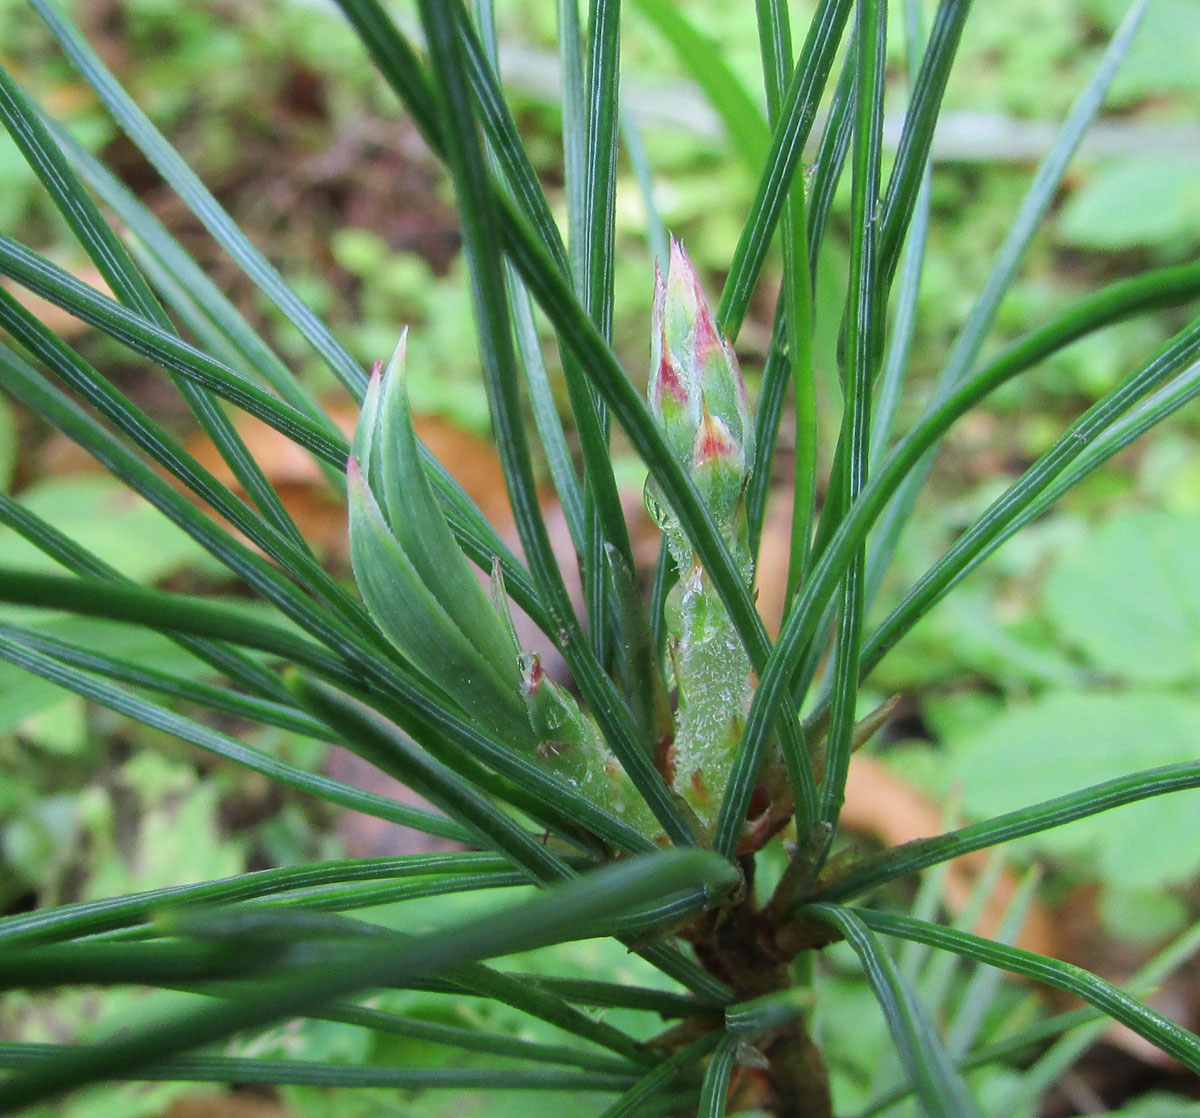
643,479,670,528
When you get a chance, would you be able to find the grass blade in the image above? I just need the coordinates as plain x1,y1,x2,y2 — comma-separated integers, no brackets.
631,0,770,171
817,758,1200,902
717,0,854,341
0,849,737,1111
805,904,981,1118
817,0,887,835
289,674,574,885
0,627,465,841
0,854,506,945
0,487,286,701
697,1032,739,1118
852,908,1200,1074
866,0,1151,582
877,0,972,285
806,902,984,1113
30,0,367,397
0,1047,635,1093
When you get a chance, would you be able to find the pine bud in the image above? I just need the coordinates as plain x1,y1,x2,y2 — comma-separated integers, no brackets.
648,238,754,488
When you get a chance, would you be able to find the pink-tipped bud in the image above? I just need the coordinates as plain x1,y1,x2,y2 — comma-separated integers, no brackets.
647,237,754,525
691,406,745,528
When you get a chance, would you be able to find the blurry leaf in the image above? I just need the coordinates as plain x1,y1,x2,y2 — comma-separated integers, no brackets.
2,261,113,339
843,756,1060,957
1106,1092,1200,1118
18,696,87,756
24,1080,199,1118
1098,883,1187,943
1043,509,1200,684
275,924,678,1118
0,134,40,231
87,752,243,898
0,396,16,492
948,690,1200,888
0,619,211,732
1,792,81,891
626,0,769,172
1058,158,1200,251
1094,0,1200,100
0,476,210,583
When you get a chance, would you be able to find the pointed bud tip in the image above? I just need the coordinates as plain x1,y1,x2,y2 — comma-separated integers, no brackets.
668,235,688,274
383,329,409,384
667,237,704,299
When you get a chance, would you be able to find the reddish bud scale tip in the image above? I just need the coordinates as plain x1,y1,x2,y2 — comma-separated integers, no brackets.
667,236,693,292
368,359,383,384
650,235,754,518
694,411,738,466
346,454,363,484
654,352,690,406
520,652,546,694
692,301,720,356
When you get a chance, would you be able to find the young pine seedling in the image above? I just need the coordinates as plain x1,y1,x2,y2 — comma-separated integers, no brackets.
0,0,1199,1115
